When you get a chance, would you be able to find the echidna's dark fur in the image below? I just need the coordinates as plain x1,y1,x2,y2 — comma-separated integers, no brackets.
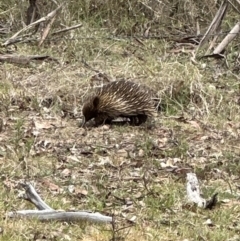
82,80,157,126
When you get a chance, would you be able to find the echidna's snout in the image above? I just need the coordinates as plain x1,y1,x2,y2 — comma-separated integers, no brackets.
81,116,86,127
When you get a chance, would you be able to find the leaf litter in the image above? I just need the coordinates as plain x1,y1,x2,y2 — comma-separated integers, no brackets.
1,42,240,241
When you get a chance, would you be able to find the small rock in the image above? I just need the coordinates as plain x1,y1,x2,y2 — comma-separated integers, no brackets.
138,149,144,157
102,125,110,130
203,218,214,226
68,185,75,193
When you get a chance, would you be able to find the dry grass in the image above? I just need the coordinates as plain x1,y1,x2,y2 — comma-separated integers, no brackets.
0,1,240,241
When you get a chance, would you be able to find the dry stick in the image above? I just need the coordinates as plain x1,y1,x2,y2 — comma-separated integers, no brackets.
2,23,83,47
228,0,240,14
20,183,53,210
213,22,240,54
195,0,228,55
111,215,134,241
81,59,111,82
1,33,35,46
7,183,112,223
52,23,83,35
38,15,57,46
2,2,65,47
0,54,34,65
196,19,200,36
0,54,59,65
81,59,101,73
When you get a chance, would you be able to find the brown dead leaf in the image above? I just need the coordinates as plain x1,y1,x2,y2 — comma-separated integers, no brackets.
221,199,240,207
74,188,88,196
200,135,210,141
61,168,72,177
116,149,128,157
3,179,18,189
174,167,192,174
187,120,201,130
156,137,168,148
160,158,179,168
67,155,81,163
138,149,144,157
41,179,60,192
34,120,54,130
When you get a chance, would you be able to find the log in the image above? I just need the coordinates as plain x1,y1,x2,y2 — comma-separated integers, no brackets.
7,183,112,223
8,210,112,223
186,173,218,209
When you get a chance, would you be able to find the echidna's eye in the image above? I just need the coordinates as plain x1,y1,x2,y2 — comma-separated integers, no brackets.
93,96,100,108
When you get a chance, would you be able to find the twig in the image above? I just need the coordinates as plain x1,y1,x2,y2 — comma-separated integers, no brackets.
110,215,134,241
52,23,83,35
81,58,102,74
195,0,228,55
2,2,65,47
81,58,111,84
0,54,59,65
38,15,57,46
228,0,240,14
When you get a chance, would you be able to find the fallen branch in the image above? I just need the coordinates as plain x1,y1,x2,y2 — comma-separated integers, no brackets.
52,23,83,35
20,183,53,210
213,22,240,55
2,2,65,47
195,0,228,55
186,173,218,209
8,210,112,223
7,183,112,223
0,54,59,65
38,15,57,46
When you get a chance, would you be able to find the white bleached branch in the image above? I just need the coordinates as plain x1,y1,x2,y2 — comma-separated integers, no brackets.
7,183,112,224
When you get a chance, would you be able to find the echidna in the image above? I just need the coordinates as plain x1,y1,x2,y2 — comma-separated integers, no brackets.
82,80,157,126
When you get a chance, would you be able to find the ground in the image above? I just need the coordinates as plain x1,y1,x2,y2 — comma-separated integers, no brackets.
1,7,240,241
